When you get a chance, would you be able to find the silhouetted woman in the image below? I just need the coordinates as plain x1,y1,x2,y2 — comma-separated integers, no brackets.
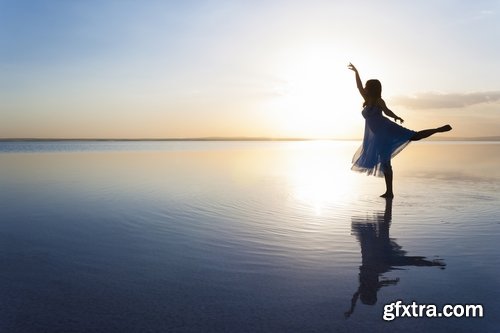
348,63,452,198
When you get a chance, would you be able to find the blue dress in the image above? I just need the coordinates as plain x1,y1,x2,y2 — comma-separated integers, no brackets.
352,105,416,177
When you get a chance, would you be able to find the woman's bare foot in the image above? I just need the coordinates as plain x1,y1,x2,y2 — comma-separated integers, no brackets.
380,192,394,198
438,124,452,132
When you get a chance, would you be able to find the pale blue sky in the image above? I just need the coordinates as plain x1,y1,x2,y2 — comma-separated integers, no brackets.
1,0,499,138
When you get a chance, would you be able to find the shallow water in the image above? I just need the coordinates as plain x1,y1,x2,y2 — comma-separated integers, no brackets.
1,141,499,332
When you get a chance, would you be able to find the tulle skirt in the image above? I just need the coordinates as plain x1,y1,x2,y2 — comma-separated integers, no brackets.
352,112,416,177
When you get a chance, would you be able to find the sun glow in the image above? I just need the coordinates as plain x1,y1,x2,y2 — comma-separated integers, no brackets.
265,44,360,138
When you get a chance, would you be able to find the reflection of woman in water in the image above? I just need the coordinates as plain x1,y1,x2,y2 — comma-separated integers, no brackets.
344,199,445,318
348,63,452,198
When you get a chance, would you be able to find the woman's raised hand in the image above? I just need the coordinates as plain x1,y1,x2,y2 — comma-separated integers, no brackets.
348,62,358,72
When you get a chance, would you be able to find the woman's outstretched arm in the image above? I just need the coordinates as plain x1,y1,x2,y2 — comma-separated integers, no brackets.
378,98,404,123
348,63,366,99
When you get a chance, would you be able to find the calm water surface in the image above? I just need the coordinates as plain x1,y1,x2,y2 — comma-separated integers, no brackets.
1,141,499,332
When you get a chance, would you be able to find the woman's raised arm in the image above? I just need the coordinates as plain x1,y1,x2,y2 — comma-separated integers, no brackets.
348,63,366,99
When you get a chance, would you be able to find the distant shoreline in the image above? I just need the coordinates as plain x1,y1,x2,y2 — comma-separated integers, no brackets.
1,137,500,142
0,137,310,142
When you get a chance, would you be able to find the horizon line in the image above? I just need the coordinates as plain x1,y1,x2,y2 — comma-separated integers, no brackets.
1,136,499,142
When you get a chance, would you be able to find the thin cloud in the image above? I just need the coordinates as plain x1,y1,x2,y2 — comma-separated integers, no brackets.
391,91,500,109
475,9,495,20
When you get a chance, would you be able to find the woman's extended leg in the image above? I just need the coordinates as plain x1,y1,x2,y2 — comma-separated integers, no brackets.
380,162,394,198
410,125,452,141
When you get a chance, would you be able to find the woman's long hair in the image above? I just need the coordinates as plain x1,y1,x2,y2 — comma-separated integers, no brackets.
363,79,382,107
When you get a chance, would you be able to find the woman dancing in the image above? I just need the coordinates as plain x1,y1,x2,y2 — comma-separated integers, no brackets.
348,63,452,198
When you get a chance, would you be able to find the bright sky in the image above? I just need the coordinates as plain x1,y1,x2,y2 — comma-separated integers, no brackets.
1,0,499,139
